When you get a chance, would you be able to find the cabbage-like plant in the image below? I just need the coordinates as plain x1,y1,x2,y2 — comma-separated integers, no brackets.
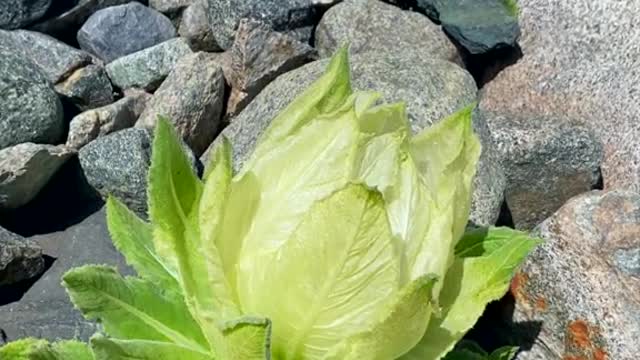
0,48,538,360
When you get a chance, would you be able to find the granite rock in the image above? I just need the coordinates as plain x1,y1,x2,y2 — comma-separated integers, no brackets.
0,144,76,210
77,2,177,62
178,0,219,51
105,37,193,91
0,227,44,286
316,0,459,63
0,0,51,29
150,0,193,15
55,64,115,111
136,52,225,156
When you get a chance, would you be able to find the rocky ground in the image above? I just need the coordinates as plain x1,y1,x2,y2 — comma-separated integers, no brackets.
0,0,637,358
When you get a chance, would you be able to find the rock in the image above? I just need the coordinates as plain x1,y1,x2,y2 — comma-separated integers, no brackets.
67,91,151,149
0,40,64,150
55,64,114,111
226,18,317,116
0,144,76,210
203,50,505,227
479,0,640,194
0,227,44,286
0,0,51,29
136,52,224,156
150,0,193,15
416,0,520,54
4,30,93,85
485,112,603,230
315,0,458,63
178,0,219,51
105,37,193,91
78,128,153,216
206,0,321,49
77,2,177,63
30,0,132,39
0,207,130,342
509,190,640,359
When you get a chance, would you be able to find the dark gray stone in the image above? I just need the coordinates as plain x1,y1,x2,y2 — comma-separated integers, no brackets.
226,18,317,116
417,0,520,54
6,30,93,84
0,0,51,29
203,50,505,227
315,0,459,63
0,144,76,210
0,207,130,342
510,190,640,360
79,128,152,216
0,37,64,150
77,2,177,62
485,111,603,230
178,0,219,51
55,64,115,111
150,0,193,15
136,52,224,156
30,0,133,39
67,90,151,149
105,37,193,91
206,0,320,49
0,227,43,286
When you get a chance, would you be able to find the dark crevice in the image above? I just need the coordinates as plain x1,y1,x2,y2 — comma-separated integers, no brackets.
496,199,515,228
593,168,604,190
0,255,56,306
0,157,103,237
461,42,523,88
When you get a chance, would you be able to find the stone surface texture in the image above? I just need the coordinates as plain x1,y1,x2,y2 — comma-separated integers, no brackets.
0,227,44,286
0,0,51,29
178,0,219,51
55,64,115,111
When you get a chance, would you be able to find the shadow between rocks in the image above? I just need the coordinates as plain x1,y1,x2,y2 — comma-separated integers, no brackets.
0,157,104,237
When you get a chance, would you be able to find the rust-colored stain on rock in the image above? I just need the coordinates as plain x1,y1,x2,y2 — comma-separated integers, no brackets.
568,320,591,348
510,271,529,303
593,349,607,360
535,296,547,311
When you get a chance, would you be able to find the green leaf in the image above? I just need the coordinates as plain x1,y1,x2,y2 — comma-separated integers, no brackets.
325,275,438,360
62,265,208,354
246,45,352,166
242,184,402,360
90,335,212,360
106,196,178,290
488,346,519,360
0,338,47,359
148,115,203,276
401,227,539,360
0,339,94,360
442,341,519,360
218,317,272,360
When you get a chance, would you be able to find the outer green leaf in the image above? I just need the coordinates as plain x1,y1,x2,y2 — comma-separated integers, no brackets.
246,45,352,167
0,338,46,359
442,341,519,360
324,275,438,360
90,335,212,360
30,340,94,360
488,346,519,360
218,317,272,360
106,196,178,290
148,116,203,276
62,265,208,354
245,185,402,360
401,227,539,360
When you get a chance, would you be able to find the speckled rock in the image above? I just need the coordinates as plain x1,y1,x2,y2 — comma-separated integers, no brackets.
0,227,44,286
203,50,505,227
77,2,177,62
226,18,317,116
30,0,132,39
485,111,603,230
0,207,130,342
78,128,152,216
150,0,193,15
136,52,224,156
55,64,114,111
0,0,51,29
67,90,151,149
315,0,459,63
416,0,520,54
0,40,64,150
0,144,75,210
4,30,93,84
178,0,219,51
105,37,193,91
206,0,320,49
479,0,640,194
510,190,640,360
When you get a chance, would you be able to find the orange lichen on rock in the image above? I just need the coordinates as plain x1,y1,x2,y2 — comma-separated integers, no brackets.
593,349,607,360
510,271,529,303
535,296,547,311
568,320,591,348
564,320,608,360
